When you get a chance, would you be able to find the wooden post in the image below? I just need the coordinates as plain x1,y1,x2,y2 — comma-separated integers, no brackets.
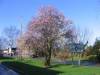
78,53,81,66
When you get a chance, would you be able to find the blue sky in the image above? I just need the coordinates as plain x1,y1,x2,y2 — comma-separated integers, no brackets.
0,0,100,45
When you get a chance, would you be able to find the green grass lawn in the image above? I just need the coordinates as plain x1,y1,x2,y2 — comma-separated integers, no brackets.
0,57,100,75
51,65,100,75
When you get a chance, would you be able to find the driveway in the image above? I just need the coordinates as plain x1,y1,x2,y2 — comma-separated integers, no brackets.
0,64,19,75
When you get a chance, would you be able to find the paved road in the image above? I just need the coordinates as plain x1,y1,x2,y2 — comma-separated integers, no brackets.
0,64,19,75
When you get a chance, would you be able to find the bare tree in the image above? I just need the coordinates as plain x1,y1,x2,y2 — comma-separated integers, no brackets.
68,28,89,65
4,25,19,49
0,38,5,50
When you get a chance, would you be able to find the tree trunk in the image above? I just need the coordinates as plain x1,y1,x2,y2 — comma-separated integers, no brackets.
44,54,51,67
71,52,74,65
78,53,81,66
44,40,52,67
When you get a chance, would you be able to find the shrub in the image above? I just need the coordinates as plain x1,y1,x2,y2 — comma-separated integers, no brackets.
87,55,97,62
56,51,69,61
87,54,100,63
96,54,100,63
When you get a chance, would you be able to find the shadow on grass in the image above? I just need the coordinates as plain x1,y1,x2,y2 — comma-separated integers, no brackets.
0,57,13,60
2,61,62,75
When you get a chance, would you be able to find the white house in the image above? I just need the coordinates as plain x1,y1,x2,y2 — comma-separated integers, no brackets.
2,48,16,56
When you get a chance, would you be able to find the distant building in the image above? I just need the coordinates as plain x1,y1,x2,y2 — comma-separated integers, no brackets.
2,48,17,56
